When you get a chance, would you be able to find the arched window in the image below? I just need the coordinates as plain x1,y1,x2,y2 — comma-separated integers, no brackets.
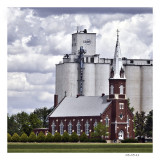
94,119,97,128
51,121,56,135
93,120,98,132
76,120,81,136
118,130,124,140
120,85,124,94
68,121,72,135
110,85,114,94
106,117,109,126
60,121,64,135
85,120,90,136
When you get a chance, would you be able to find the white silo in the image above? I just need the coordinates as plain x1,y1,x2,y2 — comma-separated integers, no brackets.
141,66,153,113
55,62,78,103
125,66,141,113
83,63,96,96
95,63,110,96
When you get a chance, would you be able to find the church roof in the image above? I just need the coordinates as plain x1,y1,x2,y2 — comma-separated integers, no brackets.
49,96,111,117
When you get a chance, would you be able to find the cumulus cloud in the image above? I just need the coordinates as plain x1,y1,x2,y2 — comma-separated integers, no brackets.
7,7,152,114
8,54,62,73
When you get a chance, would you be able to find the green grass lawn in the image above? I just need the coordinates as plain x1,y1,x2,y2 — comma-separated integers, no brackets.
8,143,153,153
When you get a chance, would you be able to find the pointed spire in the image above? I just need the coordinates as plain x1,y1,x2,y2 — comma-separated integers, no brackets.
117,29,119,42
114,29,121,59
112,29,125,79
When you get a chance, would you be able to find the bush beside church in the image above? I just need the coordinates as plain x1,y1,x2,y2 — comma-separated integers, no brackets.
7,131,106,143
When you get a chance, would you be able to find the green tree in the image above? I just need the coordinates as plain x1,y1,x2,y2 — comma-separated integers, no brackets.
7,114,19,135
54,132,61,142
134,111,146,141
29,113,42,129
33,107,53,128
45,132,53,142
94,122,108,139
20,133,28,142
28,132,36,142
145,110,153,137
7,133,12,142
37,131,45,142
61,131,70,142
11,133,20,142
15,111,31,135
70,132,79,142
127,98,134,113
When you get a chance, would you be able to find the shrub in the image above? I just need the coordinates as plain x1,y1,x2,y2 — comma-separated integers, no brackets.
90,132,95,139
61,131,70,142
28,132,36,142
70,132,79,142
11,133,20,142
8,133,12,142
45,132,53,142
37,131,45,142
54,132,61,142
20,133,28,142
121,138,138,143
79,132,88,142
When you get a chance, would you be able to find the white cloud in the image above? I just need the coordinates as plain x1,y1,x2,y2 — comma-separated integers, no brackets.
7,8,152,114
8,72,55,93
8,54,62,73
26,73,54,85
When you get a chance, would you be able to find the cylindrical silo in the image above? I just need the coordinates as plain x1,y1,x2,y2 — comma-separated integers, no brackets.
83,63,95,96
125,66,141,113
56,63,78,103
141,66,153,113
95,63,110,96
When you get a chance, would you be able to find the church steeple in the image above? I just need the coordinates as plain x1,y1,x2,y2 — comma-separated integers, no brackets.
111,29,125,79
109,30,126,99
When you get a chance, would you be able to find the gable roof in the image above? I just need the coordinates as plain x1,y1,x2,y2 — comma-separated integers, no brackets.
49,96,111,117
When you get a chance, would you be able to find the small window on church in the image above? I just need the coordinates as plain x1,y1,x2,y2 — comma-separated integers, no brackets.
147,60,150,64
110,85,114,94
119,103,124,109
94,120,97,128
77,120,81,136
85,120,90,136
106,117,109,126
120,85,124,94
51,121,56,135
68,121,72,135
60,121,64,135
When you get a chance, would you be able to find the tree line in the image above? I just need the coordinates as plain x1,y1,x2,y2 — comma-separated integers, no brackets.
7,107,53,136
8,123,108,143
8,105,153,142
134,110,153,142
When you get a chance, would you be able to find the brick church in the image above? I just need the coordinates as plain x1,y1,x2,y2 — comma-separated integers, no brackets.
46,30,135,141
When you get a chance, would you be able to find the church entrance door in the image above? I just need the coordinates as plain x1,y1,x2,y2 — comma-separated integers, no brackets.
118,130,124,140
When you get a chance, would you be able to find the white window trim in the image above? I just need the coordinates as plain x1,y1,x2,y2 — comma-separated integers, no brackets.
85,120,90,136
110,85,114,94
68,121,72,135
106,117,109,126
76,120,81,136
51,121,56,135
119,103,124,109
119,85,124,94
60,121,64,135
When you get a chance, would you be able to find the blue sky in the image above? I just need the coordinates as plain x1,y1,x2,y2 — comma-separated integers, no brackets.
7,7,153,114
